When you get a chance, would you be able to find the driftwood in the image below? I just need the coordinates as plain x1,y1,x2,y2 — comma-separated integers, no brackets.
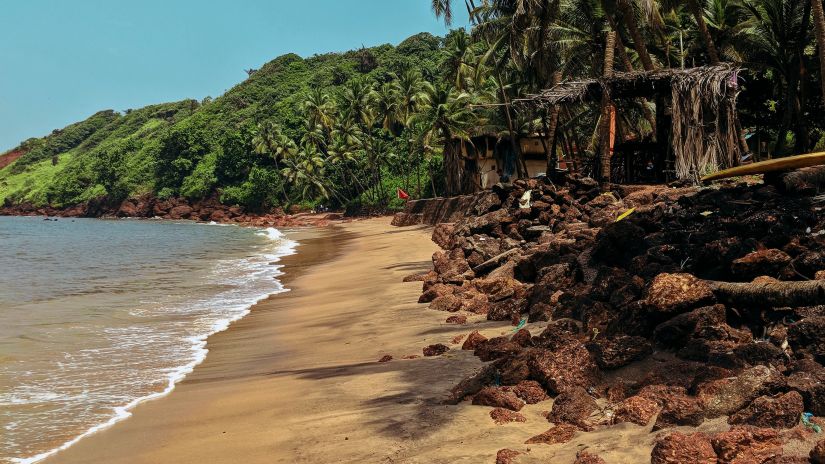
775,166,825,194
702,151,825,182
706,279,825,308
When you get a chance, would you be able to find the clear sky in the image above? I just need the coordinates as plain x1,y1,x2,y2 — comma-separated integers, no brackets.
0,1,469,152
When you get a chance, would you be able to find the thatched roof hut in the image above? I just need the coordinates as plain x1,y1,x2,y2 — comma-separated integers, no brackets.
517,64,742,181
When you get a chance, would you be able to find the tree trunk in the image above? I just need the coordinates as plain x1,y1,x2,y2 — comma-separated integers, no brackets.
599,31,617,184
545,71,563,176
813,0,825,111
609,16,657,133
686,0,721,64
775,1,812,157
707,279,825,308
495,70,525,179
616,0,655,71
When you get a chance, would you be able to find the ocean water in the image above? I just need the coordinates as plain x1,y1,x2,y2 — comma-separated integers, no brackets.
0,216,297,463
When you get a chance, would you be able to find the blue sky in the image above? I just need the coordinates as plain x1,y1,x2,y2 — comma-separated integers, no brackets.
0,1,469,151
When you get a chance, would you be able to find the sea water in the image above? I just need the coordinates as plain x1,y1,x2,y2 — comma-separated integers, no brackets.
0,216,296,463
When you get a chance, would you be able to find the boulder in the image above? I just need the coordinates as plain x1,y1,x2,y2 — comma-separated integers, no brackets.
472,386,525,411
490,407,527,425
653,392,705,430
429,295,462,312
592,220,648,266
510,380,549,404
510,329,532,347
474,337,523,362
654,305,727,348
524,423,579,445
696,365,786,418
474,277,524,302
432,250,474,283
495,449,522,464
445,315,467,324
168,205,193,220
711,426,783,464
573,451,607,464
462,331,488,350
728,391,804,429
431,223,455,249
487,298,527,322
547,386,597,427
585,335,652,369
811,439,825,464
423,344,449,357
731,249,792,280
612,395,660,426
650,432,716,464
788,317,825,362
645,273,715,314
527,343,601,395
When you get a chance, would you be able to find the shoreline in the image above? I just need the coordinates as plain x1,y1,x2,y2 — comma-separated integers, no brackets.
7,219,303,464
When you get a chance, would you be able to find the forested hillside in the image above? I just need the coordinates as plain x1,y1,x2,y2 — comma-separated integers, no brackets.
0,33,445,212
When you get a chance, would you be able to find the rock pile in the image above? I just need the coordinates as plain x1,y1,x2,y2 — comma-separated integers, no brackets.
407,174,825,462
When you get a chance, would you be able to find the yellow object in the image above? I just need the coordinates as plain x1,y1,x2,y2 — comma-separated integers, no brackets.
700,211,714,217
615,208,636,222
702,151,825,181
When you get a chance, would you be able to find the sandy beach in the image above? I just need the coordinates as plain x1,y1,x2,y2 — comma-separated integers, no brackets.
42,218,665,464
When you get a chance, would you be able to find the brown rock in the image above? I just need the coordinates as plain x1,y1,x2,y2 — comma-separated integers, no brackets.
431,223,455,249
472,386,525,411
378,355,392,363
524,423,579,445
650,432,716,464
574,451,606,464
403,271,433,282
548,386,597,427
788,317,825,363
711,426,783,464
697,365,786,418
490,407,527,425
645,273,715,314
527,343,601,395
419,283,454,303
462,331,488,350
613,395,660,426
487,298,527,322
446,315,468,324
423,344,449,357
585,335,652,369
811,439,825,464
474,337,523,362
168,205,193,220
429,294,463,313
474,277,524,303
728,391,804,429
654,305,727,348
510,380,549,404
732,249,792,280
510,329,532,347
451,334,466,344
653,392,705,430
495,449,522,464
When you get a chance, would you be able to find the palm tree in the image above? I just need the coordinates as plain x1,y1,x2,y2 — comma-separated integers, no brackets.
812,0,825,108
302,88,336,133
370,82,401,134
412,82,477,196
252,121,291,203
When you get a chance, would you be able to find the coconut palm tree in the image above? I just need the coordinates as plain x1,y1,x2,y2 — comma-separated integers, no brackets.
252,121,291,203
812,0,825,108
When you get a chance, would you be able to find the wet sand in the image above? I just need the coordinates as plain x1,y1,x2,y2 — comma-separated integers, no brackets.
43,218,662,464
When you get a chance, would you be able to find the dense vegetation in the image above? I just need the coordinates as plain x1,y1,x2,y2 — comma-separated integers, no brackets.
3,0,825,212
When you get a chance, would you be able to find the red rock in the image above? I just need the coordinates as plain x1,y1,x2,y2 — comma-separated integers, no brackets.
429,295,463,312
432,249,474,283
510,329,532,347
474,337,523,362
548,386,597,427
462,331,487,350
472,386,525,411
696,365,786,418
788,317,825,363
451,334,466,345
168,205,193,220
422,344,449,357
490,407,527,425
811,439,825,464
653,305,727,348
403,271,433,282
378,355,392,363
711,426,783,464
613,395,660,426
585,335,652,369
446,315,468,324
574,451,607,464
731,249,792,280
419,283,454,303
487,298,527,322
431,223,455,249
650,432,716,464
524,423,579,445
728,391,804,429
653,392,705,430
527,343,601,395
402,354,420,359
474,277,524,302
495,449,522,464
510,380,549,404
644,273,715,314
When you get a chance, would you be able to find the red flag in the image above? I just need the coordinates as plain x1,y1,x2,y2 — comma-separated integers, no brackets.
397,188,410,200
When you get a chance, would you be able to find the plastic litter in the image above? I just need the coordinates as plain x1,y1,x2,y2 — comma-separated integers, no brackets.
615,208,636,222
512,317,527,332
802,412,822,433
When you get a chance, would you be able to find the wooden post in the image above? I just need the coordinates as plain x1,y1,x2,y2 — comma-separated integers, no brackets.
599,31,617,184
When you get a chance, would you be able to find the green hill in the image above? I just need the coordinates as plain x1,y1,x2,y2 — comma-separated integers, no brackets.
0,33,444,212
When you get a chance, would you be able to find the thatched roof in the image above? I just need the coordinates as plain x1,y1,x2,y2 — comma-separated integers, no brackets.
517,64,739,109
